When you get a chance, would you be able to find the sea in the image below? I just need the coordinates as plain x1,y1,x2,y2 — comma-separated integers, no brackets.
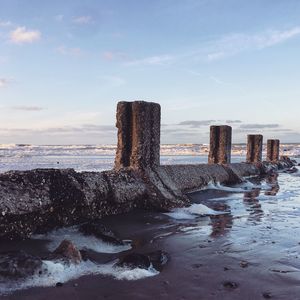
0,143,300,173
0,144,300,299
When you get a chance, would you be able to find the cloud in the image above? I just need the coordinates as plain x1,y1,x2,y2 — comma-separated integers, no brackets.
178,120,216,127
79,124,115,131
0,56,8,64
207,52,227,61
208,75,228,85
271,128,293,132
10,106,46,111
239,123,280,129
0,20,12,27
0,124,116,141
56,46,83,57
9,27,41,44
125,26,300,67
257,27,300,48
206,27,300,61
274,131,300,143
0,78,10,88
72,16,92,24
125,54,175,66
178,119,242,127
32,124,116,134
226,120,242,124
102,51,127,61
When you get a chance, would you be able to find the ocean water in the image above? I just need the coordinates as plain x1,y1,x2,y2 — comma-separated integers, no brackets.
0,143,299,173
0,144,300,297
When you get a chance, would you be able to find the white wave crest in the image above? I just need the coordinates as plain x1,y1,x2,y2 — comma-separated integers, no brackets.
0,259,158,295
206,181,272,193
164,203,228,220
33,226,131,253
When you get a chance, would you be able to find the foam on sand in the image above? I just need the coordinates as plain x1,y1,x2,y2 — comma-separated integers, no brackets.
0,259,158,295
206,181,272,193
164,203,229,220
33,226,131,253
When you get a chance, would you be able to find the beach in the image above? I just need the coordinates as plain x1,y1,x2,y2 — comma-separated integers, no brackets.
0,150,299,299
2,1,300,298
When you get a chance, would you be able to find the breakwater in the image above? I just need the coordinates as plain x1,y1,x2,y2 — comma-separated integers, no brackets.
0,101,295,239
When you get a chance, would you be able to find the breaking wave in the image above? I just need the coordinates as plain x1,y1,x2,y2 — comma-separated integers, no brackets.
0,259,158,295
33,226,131,253
164,203,229,220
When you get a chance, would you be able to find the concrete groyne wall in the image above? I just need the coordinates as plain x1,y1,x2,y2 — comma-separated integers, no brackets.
0,101,294,239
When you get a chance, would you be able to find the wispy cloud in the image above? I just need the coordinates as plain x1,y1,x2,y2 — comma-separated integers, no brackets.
208,75,228,85
226,120,242,124
0,124,116,139
102,51,127,61
206,27,300,61
5,124,115,134
239,123,280,129
125,26,300,67
178,120,216,127
206,52,226,61
0,78,10,88
178,119,243,128
161,121,293,143
125,54,175,66
0,20,12,27
72,15,93,24
271,128,293,132
56,46,83,57
0,56,9,64
10,106,46,111
9,27,41,44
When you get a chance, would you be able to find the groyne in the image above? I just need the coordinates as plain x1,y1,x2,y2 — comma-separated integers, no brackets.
0,101,295,239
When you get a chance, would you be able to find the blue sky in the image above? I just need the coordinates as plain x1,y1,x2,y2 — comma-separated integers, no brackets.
1,0,300,144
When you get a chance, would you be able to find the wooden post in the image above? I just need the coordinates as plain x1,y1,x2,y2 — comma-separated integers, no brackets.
208,125,232,164
267,139,280,162
114,101,161,170
246,134,263,163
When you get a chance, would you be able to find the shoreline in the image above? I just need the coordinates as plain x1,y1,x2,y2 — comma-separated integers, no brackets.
0,159,294,240
1,169,300,299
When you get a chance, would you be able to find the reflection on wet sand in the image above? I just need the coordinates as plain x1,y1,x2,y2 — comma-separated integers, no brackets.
265,173,280,196
243,189,264,222
203,174,282,238
2,169,300,299
210,213,233,238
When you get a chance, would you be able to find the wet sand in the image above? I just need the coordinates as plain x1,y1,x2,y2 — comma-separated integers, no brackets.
1,170,300,300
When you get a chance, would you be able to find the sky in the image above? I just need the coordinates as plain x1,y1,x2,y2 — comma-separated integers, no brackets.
1,0,300,145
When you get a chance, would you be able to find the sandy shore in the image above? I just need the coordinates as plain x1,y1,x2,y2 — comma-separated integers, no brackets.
1,171,300,300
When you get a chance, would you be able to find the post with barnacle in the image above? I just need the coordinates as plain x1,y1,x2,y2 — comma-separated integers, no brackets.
208,125,232,164
266,139,280,162
246,134,263,163
114,101,161,170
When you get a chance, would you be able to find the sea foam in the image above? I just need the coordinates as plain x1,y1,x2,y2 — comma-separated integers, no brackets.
206,181,272,193
33,226,131,253
0,259,158,295
165,203,228,220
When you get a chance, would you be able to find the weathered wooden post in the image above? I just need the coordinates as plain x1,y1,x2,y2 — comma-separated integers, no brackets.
267,139,280,162
246,134,263,163
114,101,161,170
208,125,232,164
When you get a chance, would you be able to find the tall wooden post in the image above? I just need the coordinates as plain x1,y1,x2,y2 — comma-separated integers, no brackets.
267,139,280,162
246,134,263,163
114,101,161,170
208,125,232,164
